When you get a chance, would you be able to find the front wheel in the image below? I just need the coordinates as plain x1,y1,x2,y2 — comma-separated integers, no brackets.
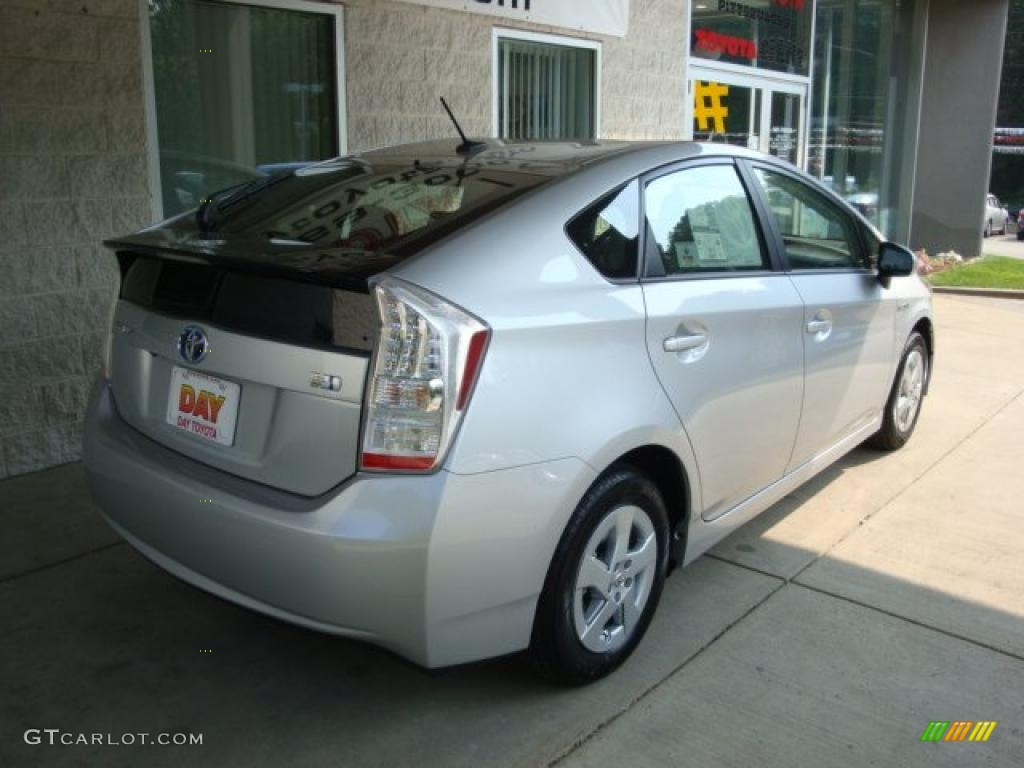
869,332,928,451
530,466,669,684
984,221,991,238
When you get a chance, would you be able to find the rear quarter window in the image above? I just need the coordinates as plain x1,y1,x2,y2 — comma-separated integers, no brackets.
566,180,639,279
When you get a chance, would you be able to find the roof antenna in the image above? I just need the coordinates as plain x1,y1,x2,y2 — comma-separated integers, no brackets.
440,97,486,155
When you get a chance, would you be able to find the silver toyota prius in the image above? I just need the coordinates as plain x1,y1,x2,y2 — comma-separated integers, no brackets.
84,140,933,684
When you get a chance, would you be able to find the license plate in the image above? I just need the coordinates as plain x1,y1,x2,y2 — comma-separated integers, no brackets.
165,366,240,447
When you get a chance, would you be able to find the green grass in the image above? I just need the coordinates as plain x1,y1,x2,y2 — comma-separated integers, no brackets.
928,255,1024,290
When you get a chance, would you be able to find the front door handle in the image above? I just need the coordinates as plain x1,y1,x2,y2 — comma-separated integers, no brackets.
663,332,708,353
805,309,833,338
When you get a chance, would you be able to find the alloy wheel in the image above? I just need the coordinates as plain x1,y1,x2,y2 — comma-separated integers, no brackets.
895,347,926,433
573,504,657,653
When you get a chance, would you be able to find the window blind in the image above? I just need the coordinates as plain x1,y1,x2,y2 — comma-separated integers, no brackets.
498,38,597,141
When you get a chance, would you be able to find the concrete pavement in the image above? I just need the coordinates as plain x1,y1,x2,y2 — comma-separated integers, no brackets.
1,294,1023,767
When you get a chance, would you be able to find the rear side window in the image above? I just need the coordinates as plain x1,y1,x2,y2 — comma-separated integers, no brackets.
566,180,639,279
644,164,766,275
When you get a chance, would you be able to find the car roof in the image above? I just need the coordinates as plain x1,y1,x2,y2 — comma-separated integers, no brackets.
355,139,644,174
353,138,785,181
355,139,715,175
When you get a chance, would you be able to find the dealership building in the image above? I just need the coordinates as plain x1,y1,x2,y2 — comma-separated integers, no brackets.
0,0,1010,477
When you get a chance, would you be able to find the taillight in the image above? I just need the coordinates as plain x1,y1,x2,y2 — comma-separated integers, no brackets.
360,277,490,473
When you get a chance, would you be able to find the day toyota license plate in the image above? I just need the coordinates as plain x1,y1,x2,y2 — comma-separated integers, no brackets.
165,366,240,446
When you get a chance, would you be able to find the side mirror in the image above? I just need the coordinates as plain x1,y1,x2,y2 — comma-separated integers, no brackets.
877,242,915,288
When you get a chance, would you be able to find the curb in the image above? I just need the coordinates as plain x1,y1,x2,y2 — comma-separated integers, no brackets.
930,286,1024,300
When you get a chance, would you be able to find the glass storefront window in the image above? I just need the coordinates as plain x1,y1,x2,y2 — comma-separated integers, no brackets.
808,0,924,241
769,92,801,165
692,80,762,148
809,0,893,228
691,0,813,75
149,0,342,217
690,75,804,167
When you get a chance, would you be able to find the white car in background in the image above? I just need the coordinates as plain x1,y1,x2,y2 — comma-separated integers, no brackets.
984,194,1008,237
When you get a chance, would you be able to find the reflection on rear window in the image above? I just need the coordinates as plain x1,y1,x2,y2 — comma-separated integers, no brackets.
204,158,547,257
279,170,466,251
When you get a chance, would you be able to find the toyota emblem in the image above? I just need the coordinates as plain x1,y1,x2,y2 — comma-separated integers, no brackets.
177,325,209,364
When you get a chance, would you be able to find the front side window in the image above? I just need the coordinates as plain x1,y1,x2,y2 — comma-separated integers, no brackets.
149,0,343,218
753,168,864,270
566,181,639,279
496,34,598,141
644,165,766,275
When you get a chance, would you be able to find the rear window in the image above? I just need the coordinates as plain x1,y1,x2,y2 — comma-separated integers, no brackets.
566,180,639,279
120,256,376,353
182,158,548,258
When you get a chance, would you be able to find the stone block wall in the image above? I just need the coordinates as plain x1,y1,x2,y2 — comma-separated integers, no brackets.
0,0,150,478
600,0,688,141
340,0,688,152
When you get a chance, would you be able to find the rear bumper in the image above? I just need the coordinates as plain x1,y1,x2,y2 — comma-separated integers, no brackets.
83,380,595,667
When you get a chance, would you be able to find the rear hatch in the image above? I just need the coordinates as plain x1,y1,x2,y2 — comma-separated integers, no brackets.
108,248,377,496
104,148,551,495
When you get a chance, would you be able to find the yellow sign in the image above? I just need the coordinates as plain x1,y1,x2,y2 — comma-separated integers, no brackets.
694,81,729,134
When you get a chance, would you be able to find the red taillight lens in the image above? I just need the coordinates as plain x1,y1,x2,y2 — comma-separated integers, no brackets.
360,278,489,473
457,330,489,411
360,453,436,471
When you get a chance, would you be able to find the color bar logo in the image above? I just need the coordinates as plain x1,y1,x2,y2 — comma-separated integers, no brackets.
920,721,997,742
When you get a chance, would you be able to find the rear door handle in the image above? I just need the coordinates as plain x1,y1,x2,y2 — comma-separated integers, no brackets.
663,332,708,352
806,319,831,334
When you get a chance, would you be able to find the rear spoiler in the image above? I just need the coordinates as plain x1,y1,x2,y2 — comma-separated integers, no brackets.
104,228,399,294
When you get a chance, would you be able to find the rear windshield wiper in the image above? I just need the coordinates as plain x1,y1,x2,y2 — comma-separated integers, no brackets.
196,172,294,232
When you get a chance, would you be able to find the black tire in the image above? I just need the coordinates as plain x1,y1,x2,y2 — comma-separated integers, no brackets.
868,332,928,451
1017,229,1024,241
984,221,991,238
529,466,669,685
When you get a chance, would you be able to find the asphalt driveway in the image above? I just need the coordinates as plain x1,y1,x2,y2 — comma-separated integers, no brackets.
1,294,1022,767
985,229,1024,259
